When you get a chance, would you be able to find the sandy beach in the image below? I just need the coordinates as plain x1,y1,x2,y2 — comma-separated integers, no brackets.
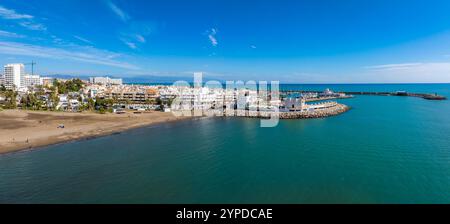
0,109,187,154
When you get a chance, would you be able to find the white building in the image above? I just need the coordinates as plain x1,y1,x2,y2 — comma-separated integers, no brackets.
319,88,345,97
89,76,122,85
0,74,4,86
57,94,68,110
284,97,306,111
23,74,42,87
4,64,25,90
40,77,55,87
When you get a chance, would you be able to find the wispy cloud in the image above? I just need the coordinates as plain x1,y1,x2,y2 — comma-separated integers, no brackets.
0,5,33,19
207,28,218,47
105,0,146,50
0,30,25,38
74,35,93,45
106,0,129,22
0,41,139,70
120,32,149,50
115,20,156,50
121,39,137,49
250,45,257,49
364,63,424,71
364,62,450,82
135,34,145,43
0,5,46,31
50,35,64,44
19,21,46,31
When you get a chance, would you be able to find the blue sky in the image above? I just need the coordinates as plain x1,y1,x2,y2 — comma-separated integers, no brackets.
1,0,450,83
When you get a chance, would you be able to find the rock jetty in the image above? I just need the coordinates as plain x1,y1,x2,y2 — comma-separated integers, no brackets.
222,103,350,119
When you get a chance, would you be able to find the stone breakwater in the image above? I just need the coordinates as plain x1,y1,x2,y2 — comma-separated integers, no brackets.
218,103,350,119
279,103,350,119
281,90,447,100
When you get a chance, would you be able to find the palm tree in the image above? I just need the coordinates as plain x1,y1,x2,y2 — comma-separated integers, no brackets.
4,90,17,109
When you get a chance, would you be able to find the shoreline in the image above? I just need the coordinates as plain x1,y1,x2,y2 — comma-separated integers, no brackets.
0,118,190,156
0,105,350,155
0,110,190,155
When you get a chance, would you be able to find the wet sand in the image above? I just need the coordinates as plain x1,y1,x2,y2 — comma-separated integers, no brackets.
0,109,188,154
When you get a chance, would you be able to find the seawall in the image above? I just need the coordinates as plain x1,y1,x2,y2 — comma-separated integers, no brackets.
217,103,350,119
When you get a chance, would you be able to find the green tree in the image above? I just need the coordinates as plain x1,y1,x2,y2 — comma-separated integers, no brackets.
167,98,174,107
145,98,157,105
95,97,114,113
156,97,162,105
53,79,84,94
87,98,95,111
50,91,59,111
3,90,17,109
21,93,44,110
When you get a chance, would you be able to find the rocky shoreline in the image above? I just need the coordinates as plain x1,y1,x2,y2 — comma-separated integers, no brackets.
219,103,350,119
279,103,350,119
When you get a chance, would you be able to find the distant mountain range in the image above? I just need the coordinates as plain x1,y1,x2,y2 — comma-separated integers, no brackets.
46,74,213,84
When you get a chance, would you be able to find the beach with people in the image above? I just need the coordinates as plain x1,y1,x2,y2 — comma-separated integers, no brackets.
0,109,187,154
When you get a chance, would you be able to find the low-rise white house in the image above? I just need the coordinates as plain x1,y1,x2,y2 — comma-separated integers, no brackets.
57,95,68,110
69,99,80,110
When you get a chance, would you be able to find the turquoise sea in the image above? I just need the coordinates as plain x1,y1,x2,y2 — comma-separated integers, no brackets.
1,84,450,204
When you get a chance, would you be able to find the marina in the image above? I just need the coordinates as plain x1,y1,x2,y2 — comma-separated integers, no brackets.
1,84,450,204
2,0,450,209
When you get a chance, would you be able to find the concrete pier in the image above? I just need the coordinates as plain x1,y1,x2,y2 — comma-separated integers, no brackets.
342,91,447,100
280,90,446,100
222,103,350,119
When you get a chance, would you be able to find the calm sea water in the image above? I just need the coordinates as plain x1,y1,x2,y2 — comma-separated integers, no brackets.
1,84,450,204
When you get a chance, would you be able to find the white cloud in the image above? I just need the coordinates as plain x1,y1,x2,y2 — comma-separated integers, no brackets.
207,28,218,47
50,35,64,45
122,40,137,49
0,30,25,38
250,45,257,49
0,5,33,19
209,35,218,46
120,33,147,49
364,63,424,71
74,35,93,45
106,0,129,22
0,5,46,31
0,41,139,70
135,34,145,43
117,22,156,50
364,62,450,83
19,21,46,31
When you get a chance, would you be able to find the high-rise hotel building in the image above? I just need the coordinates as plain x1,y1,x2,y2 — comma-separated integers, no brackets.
4,64,25,90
